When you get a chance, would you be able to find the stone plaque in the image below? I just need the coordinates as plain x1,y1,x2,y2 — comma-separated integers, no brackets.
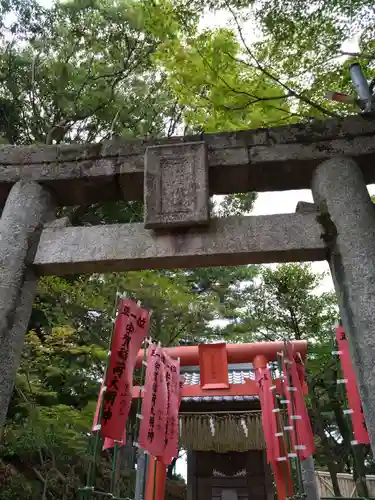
144,141,209,229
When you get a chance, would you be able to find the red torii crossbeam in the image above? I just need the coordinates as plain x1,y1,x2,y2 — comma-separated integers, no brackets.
132,340,307,399
133,340,307,398
135,340,307,367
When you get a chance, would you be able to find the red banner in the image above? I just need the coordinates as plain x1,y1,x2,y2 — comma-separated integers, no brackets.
282,342,315,460
139,345,168,456
101,299,150,441
92,381,125,450
336,326,369,444
256,366,281,463
162,355,182,464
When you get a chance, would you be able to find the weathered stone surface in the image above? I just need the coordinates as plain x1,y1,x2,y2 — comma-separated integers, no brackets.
0,181,54,429
301,457,319,500
250,135,375,164
295,201,318,214
33,212,327,275
1,115,375,206
134,449,146,500
45,216,70,228
311,157,375,455
1,114,375,165
144,142,209,229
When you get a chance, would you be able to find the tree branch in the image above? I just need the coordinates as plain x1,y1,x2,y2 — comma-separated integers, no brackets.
222,93,290,110
340,51,375,60
288,306,302,340
32,466,46,484
225,3,341,119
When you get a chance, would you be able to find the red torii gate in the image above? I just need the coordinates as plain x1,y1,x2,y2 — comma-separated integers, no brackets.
132,340,308,500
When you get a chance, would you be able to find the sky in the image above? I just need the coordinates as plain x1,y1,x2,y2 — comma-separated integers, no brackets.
252,185,375,294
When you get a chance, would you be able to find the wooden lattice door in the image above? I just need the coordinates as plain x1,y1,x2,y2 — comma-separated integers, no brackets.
188,450,272,500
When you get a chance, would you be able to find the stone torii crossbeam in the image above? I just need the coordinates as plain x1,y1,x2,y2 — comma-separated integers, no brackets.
1,114,375,458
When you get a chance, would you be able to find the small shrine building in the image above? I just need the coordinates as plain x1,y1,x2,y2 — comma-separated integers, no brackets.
134,340,308,500
180,362,272,500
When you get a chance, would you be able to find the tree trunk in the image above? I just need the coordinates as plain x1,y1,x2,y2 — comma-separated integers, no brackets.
327,461,342,498
308,377,342,496
329,388,369,496
327,368,354,476
352,444,369,498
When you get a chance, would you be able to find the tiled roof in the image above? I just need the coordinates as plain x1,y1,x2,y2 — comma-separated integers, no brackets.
183,369,255,386
181,363,259,403
182,395,259,402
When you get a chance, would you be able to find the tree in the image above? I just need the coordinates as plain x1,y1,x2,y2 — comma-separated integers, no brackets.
223,263,338,342
154,0,375,130
0,0,189,146
154,27,293,132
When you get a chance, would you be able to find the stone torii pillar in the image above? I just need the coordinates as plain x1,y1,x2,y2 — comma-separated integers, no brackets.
312,157,375,454
0,181,54,428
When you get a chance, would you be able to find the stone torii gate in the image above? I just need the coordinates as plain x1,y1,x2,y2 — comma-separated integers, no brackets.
1,114,375,458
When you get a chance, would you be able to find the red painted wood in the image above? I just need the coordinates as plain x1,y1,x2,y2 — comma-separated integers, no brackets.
132,378,287,399
145,459,166,500
135,340,307,368
199,343,229,389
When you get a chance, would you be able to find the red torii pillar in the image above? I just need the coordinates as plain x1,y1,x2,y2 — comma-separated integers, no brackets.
145,458,166,500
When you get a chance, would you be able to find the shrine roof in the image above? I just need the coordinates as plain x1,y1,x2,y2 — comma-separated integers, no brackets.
181,363,258,403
